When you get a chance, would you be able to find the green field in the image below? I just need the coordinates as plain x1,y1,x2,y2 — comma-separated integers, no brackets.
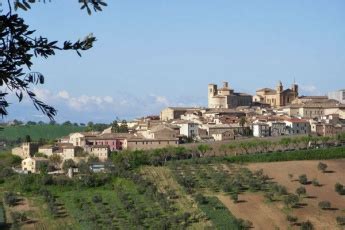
0,124,86,141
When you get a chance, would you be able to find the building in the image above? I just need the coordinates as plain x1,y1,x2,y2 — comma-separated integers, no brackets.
22,157,49,173
177,122,199,138
38,145,58,157
284,119,311,135
87,145,109,161
208,82,252,109
328,89,345,104
160,107,203,121
12,142,39,159
267,121,288,136
253,123,270,137
126,138,179,151
86,133,132,151
253,81,298,107
69,132,99,147
212,130,235,141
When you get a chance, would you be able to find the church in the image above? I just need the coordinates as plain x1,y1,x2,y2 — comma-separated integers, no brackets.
253,81,299,107
208,82,252,109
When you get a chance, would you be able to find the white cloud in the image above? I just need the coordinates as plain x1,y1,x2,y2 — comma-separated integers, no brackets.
154,95,169,106
57,90,70,99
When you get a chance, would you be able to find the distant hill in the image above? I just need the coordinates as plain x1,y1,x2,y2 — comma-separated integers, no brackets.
0,124,86,141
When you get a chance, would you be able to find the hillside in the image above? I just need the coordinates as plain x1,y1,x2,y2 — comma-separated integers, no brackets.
0,125,86,141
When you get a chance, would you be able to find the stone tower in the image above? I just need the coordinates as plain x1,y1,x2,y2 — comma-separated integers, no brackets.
276,81,283,106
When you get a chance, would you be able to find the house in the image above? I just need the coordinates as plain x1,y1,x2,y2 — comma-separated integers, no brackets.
126,138,179,151
12,142,39,159
212,130,235,141
253,123,270,137
87,145,109,162
176,122,199,138
86,133,132,151
69,132,99,147
284,119,311,135
160,107,203,121
22,157,49,173
38,145,58,157
59,146,75,160
140,125,178,140
267,121,287,136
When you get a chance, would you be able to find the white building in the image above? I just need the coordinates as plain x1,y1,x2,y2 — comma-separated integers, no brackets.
22,157,49,173
178,122,199,138
253,123,270,137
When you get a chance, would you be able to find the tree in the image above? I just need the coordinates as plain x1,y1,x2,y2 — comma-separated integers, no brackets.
318,201,331,210
25,135,31,143
312,179,320,187
49,154,62,168
335,183,344,194
62,159,76,172
336,216,345,226
197,144,211,157
317,162,328,173
111,120,119,133
0,1,107,119
298,174,308,185
231,193,239,203
239,117,246,127
300,221,314,230
286,215,298,225
283,194,299,208
119,120,129,133
296,186,307,197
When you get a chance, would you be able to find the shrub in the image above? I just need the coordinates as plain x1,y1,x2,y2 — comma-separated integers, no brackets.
92,195,103,204
317,162,328,173
299,174,308,185
318,201,331,210
300,220,314,230
283,194,299,208
335,183,345,195
195,194,208,205
4,192,18,207
312,179,320,187
336,216,345,226
296,186,307,197
231,193,239,203
287,215,298,224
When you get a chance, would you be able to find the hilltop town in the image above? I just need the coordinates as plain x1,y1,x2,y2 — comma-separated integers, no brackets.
10,81,345,174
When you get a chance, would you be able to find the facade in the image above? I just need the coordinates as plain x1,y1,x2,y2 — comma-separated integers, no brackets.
160,107,203,121
22,157,49,173
254,81,298,107
126,138,179,151
328,89,345,104
268,121,287,136
12,142,39,159
208,82,252,109
88,145,109,161
178,122,199,138
253,123,270,137
60,147,75,160
284,119,311,135
212,130,235,141
86,133,131,151
38,145,58,157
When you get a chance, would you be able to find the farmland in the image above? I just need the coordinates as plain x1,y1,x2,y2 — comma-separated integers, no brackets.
1,147,345,229
0,124,86,142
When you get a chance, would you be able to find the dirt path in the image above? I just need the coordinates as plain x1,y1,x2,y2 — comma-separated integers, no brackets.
218,194,289,229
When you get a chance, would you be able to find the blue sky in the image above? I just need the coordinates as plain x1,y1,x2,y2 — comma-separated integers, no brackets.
3,0,345,123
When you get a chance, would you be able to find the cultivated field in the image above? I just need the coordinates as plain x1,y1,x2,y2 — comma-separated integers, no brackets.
244,160,345,229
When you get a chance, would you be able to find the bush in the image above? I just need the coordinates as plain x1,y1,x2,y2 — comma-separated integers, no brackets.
318,201,331,210
287,215,298,224
296,186,307,197
336,216,345,226
195,193,208,205
300,220,314,230
335,183,345,195
312,179,320,187
317,162,328,173
231,193,239,203
92,195,103,204
299,174,308,185
284,194,299,208
4,192,18,207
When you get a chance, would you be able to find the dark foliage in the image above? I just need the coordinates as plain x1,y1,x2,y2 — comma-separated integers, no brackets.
0,0,106,119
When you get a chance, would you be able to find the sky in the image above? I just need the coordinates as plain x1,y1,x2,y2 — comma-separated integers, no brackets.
2,0,345,123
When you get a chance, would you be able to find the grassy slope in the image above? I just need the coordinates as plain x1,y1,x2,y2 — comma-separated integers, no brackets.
0,125,86,141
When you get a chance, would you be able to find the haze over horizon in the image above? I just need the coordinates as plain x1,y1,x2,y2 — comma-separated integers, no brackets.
3,0,345,123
